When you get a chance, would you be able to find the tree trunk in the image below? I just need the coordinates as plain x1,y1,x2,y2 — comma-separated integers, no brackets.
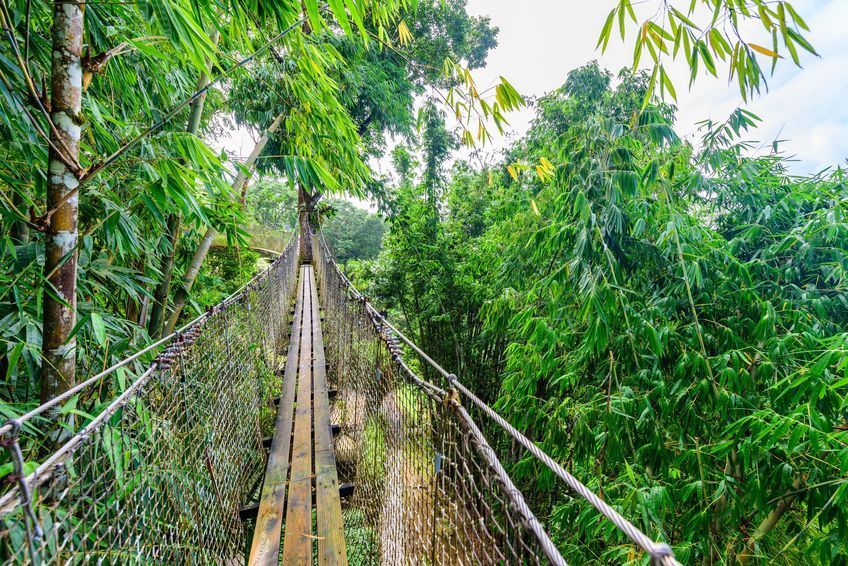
11,191,29,244
139,294,150,327
298,183,314,263
41,0,84,403
126,294,140,325
297,0,315,265
147,29,219,339
163,111,285,335
126,259,145,324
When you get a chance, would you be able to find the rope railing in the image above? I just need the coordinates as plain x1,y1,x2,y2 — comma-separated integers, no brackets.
1,225,678,565
313,229,680,566
0,233,300,563
313,231,564,564
0,240,298,440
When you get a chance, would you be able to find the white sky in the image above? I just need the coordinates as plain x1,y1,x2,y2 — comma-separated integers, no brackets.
219,0,848,183
456,0,848,174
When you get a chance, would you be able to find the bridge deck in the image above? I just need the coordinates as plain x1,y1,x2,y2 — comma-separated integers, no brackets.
248,264,347,565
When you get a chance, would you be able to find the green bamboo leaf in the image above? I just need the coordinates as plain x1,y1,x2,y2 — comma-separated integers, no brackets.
303,0,326,32
698,40,717,76
785,27,818,56
4,342,24,382
90,312,107,346
598,9,616,50
328,0,353,37
345,0,366,35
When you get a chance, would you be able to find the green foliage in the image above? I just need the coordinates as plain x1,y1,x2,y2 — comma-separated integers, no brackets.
246,179,385,262
407,0,498,82
331,0,498,158
248,180,299,232
369,114,501,394
362,417,387,480
343,508,379,564
371,62,848,563
190,248,260,313
0,0,496,405
598,1,818,102
320,200,387,265
9,0,839,562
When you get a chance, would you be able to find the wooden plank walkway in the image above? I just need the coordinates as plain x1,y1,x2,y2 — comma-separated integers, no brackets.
248,264,347,566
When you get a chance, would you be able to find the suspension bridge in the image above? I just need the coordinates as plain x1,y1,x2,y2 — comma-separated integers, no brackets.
0,230,679,565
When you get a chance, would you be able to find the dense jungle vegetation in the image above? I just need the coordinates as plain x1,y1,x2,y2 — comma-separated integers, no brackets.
363,62,848,563
1,0,845,563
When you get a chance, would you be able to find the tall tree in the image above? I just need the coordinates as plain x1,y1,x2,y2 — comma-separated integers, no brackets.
148,29,220,339
41,0,84,403
420,100,455,221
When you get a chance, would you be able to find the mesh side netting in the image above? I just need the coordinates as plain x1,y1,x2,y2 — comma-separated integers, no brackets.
0,237,299,564
1,228,566,565
313,234,562,565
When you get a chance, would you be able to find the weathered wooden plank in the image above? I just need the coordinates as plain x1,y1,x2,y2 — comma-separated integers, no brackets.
282,266,316,563
309,267,348,566
248,265,307,565
240,483,354,521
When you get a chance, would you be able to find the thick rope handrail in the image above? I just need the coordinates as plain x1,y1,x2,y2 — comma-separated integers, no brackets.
453,402,568,566
316,231,679,566
448,376,678,566
0,316,202,438
316,239,568,565
0,234,296,438
1,231,302,563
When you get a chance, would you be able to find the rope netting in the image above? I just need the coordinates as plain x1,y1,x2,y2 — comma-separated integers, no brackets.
0,225,678,565
0,236,300,564
314,234,562,565
313,230,679,566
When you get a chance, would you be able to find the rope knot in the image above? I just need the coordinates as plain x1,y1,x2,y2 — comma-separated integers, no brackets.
0,419,21,447
443,387,461,407
649,543,675,564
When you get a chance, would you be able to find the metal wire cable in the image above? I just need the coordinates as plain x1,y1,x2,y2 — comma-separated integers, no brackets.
452,402,568,566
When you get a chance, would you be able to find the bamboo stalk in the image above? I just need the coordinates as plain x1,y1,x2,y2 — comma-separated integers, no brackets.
40,0,84,403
